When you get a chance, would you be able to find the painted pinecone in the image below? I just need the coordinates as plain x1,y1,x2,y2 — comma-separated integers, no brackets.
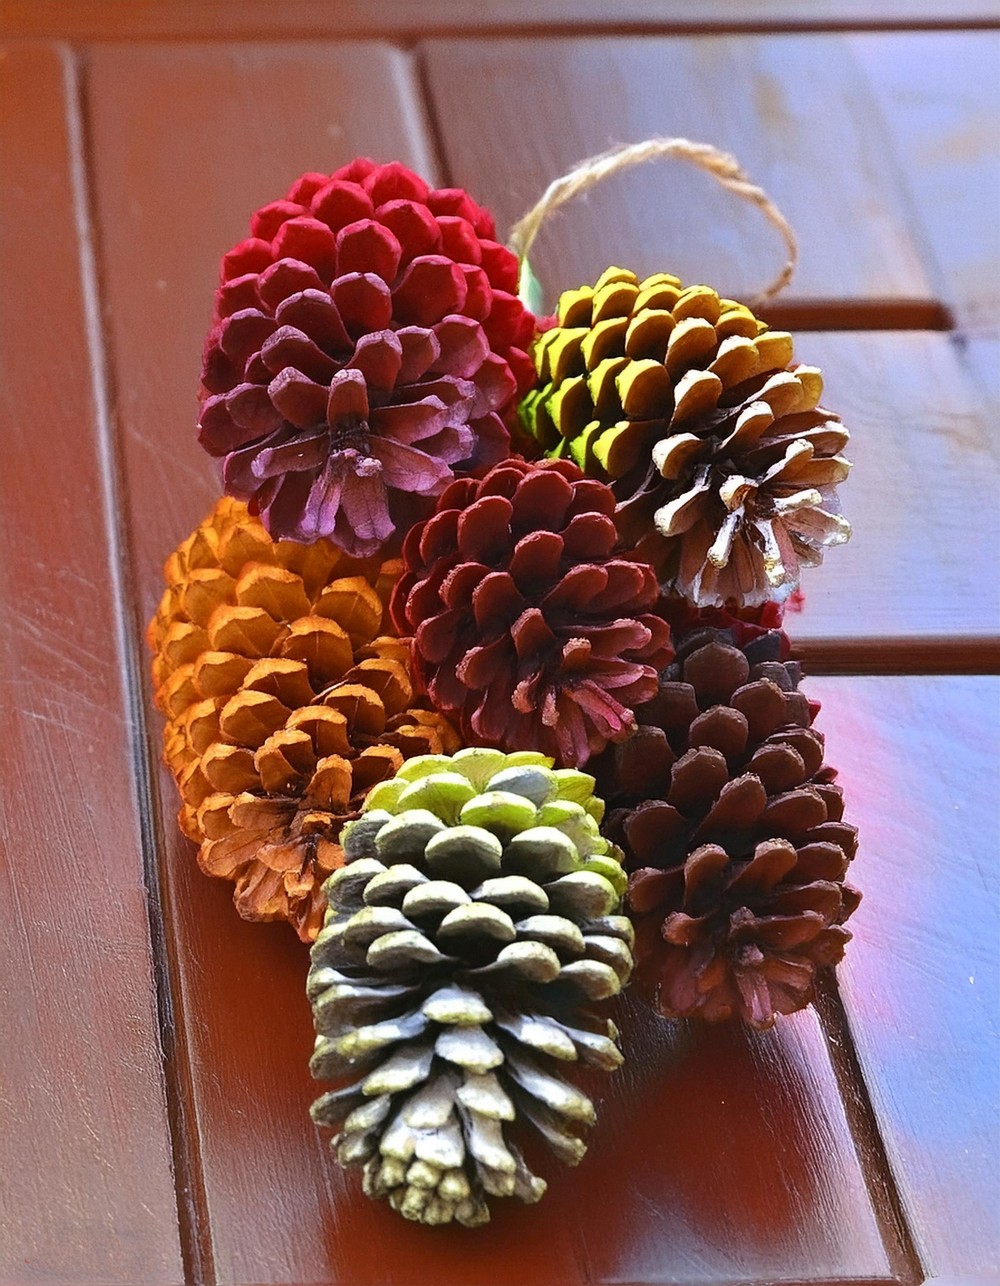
519,267,851,607
390,457,674,769
593,617,859,1029
199,159,536,556
308,748,632,1226
147,497,458,940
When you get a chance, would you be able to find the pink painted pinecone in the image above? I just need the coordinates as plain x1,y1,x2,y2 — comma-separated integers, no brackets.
390,457,674,768
198,158,536,556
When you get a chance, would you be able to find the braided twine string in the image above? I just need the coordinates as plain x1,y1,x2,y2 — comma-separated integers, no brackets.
508,137,798,309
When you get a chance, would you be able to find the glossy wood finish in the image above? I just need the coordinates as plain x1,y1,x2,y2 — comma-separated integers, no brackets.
83,39,436,604
82,42,439,1285
813,676,1000,1282
0,42,183,1285
2,12,998,1286
423,35,941,323
849,32,1000,332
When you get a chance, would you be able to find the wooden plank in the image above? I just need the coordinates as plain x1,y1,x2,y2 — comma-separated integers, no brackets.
2,0,999,39
788,332,1000,672
82,40,443,1285
578,999,899,1285
88,39,902,1285
849,32,1000,331
0,42,184,1285
422,35,941,320
812,675,1000,1282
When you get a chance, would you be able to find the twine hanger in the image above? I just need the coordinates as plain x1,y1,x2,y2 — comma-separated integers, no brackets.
508,137,798,314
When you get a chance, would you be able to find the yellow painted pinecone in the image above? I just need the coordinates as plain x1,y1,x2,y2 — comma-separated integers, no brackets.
519,267,851,607
147,497,458,940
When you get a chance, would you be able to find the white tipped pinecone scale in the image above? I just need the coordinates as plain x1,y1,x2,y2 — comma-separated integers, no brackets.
307,748,633,1226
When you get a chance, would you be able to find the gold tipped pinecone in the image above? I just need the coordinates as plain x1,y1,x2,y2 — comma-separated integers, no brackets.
308,748,632,1226
147,497,458,940
519,267,851,607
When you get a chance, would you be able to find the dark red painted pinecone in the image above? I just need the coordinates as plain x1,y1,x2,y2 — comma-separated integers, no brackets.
390,457,674,769
593,617,860,1029
198,159,536,556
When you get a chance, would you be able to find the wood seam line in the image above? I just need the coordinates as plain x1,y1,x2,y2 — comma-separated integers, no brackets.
797,638,1000,676
63,41,216,1286
814,976,927,1285
2,18,1000,41
758,301,953,331
407,49,953,336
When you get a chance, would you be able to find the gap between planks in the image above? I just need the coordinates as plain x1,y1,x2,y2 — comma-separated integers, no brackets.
2,7,1000,41
797,637,1000,677
68,42,216,1286
813,977,926,1286
760,300,953,332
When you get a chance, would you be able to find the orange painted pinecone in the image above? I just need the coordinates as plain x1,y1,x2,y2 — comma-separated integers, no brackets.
148,497,459,940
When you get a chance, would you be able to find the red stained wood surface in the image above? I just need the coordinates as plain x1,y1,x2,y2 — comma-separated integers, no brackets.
813,676,1000,1282
81,40,441,1285
82,39,438,584
81,38,902,1283
0,42,183,1285
2,16,998,1286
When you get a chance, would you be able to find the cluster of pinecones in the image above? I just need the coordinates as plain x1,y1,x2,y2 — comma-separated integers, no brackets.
148,159,859,1226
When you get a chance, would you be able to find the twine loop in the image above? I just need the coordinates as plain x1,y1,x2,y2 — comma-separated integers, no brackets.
509,137,798,311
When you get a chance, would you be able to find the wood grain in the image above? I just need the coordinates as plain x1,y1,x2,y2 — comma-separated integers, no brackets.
849,32,1000,332
811,675,1000,1282
2,0,999,39
422,35,941,319
82,39,438,591
786,332,1000,671
85,38,903,1285
0,41,183,1285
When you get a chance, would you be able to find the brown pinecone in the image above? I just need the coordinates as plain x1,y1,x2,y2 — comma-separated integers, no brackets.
518,267,852,608
593,617,859,1028
148,497,458,940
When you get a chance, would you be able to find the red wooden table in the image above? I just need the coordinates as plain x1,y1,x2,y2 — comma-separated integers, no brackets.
1,5,998,1284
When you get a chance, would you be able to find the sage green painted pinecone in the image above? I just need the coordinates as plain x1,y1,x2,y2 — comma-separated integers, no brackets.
307,747,632,1227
